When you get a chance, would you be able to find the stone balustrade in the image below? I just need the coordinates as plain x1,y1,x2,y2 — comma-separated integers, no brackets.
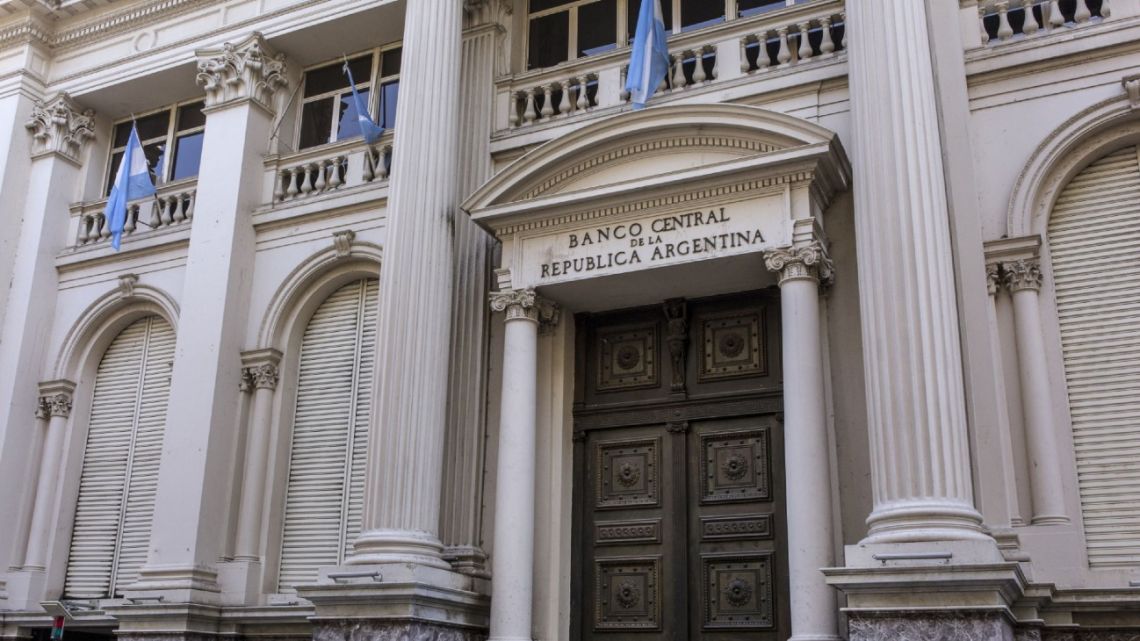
977,0,1109,45
266,138,393,204
508,74,599,128
740,12,846,73
73,182,196,248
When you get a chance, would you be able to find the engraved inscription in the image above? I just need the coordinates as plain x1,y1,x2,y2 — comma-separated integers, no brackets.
703,553,774,629
700,311,766,381
597,438,660,509
701,429,769,503
701,514,773,541
596,557,661,630
596,519,662,545
597,324,658,391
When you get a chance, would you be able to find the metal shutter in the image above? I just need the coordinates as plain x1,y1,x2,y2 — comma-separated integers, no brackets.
1049,146,1140,567
64,316,175,597
277,279,377,591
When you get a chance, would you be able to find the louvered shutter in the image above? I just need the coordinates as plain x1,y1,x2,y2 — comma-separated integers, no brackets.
1049,146,1140,568
278,279,378,591
64,316,175,597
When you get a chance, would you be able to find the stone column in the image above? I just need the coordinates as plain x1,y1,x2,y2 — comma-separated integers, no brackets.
984,263,1024,527
351,0,463,567
23,388,73,570
846,1,987,543
234,351,282,560
8,396,50,571
1002,258,1068,524
764,242,839,641
130,33,289,603
0,93,92,586
487,289,557,641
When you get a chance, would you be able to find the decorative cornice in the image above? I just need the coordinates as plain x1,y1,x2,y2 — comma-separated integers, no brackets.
0,16,52,50
244,362,280,391
25,92,94,163
1001,258,1043,293
195,32,288,112
489,288,559,325
49,0,214,51
763,241,833,287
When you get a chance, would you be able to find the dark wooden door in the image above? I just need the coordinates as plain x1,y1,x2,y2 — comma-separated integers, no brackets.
571,292,788,641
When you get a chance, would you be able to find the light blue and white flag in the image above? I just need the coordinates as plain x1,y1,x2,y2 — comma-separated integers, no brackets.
626,0,670,110
343,61,385,145
104,123,156,251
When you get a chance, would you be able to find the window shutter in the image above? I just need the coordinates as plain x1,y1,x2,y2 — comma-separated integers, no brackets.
1049,146,1140,568
278,279,378,591
64,316,174,598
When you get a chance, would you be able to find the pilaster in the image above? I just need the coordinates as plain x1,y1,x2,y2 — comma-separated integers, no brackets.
0,92,92,585
128,33,290,606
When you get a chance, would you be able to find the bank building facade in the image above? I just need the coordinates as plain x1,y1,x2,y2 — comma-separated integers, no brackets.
1,0,1139,640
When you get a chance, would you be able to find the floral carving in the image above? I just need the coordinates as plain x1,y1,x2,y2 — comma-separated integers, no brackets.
25,93,95,163
724,578,753,606
721,453,749,480
764,241,834,287
245,363,280,390
986,263,1001,296
196,33,289,110
46,392,73,418
489,288,559,325
616,461,641,487
614,580,641,609
615,344,641,370
1002,258,1044,293
719,331,745,358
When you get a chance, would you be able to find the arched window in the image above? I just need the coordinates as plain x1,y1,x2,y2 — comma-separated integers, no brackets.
277,278,378,591
64,315,175,598
1049,146,1140,567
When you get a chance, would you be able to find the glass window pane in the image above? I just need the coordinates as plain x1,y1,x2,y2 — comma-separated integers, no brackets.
135,111,170,142
171,132,204,181
579,0,617,57
738,0,785,17
528,11,570,70
176,101,206,131
112,123,133,148
142,141,166,184
381,47,402,77
299,98,335,149
627,0,673,41
336,89,369,141
304,57,371,98
530,0,573,12
680,0,723,31
380,81,399,130
106,151,124,195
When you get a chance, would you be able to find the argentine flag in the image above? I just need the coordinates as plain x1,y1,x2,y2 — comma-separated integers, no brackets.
626,0,670,110
343,61,385,145
104,123,156,251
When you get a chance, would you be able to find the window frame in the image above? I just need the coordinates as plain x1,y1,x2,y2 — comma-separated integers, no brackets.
104,98,205,196
293,42,402,152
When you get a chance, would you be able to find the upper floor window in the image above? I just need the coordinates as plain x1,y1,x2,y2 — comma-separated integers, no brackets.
105,101,205,195
297,46,401,151
528,0,796,70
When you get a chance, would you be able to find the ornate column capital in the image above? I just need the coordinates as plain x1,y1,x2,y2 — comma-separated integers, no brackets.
244,363,280,391
464,0,511,29
195,32,289,113
34,396,51,421
490,288,559,325
764,242,834,287
1001,258,1043,293
41,392,73,418
25,93,95,164
985,263,1001,296
241,348,283,392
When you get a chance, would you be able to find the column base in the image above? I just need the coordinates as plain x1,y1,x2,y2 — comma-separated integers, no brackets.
215,558,261,606
3,568,46,611
1029,514,1070,526
863,502,990,544
349,529,451,569
122,564,222,605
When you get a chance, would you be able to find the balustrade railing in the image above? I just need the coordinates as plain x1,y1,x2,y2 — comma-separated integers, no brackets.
73,183,196,248
740,13,845,73
267,137,393,204
509,74,599,127
977,0,1109,45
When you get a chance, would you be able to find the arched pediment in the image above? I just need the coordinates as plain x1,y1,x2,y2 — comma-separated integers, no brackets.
464,104,847,211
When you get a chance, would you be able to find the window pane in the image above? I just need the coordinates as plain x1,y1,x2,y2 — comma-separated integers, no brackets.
528,11,570,70
176,101,206,131
627,0,673,41
135,111,170,142
304,57,371,98
171,132,204,181
579,0,617,57
142,141,166,184
381,47,402,77
530,0,573,12
380,81,399,130
299,98,335,149
112,123,133,148
336,89,369,141
106,151,124,195
738,0,785,17
680,0,723,31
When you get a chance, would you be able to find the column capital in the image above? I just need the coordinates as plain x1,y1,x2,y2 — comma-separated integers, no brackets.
464,0,511,29
985,263,1001,297
195,32,289,113
34,396,51,421
40,391,73,418
764,242,833,287
244,363,280,391
241,348,283,391
490,288,559,325
1001,258,1043,293
25,92,95,164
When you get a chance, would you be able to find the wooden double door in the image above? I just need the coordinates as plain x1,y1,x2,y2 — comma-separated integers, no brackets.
571,292,789,641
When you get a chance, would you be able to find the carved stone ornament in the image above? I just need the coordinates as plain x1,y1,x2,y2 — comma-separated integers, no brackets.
763,242,834,287
196,32,289,111
34,396,51,421
25,93,96,163
332,230,356,258
238,368,254,394
118,274,139,299
985,263,1001,296
1002,258,1044,293
463,0,511,28
45,392,73,418
245,363,280,390
1124,74,1140,110
489,288,559,325
663,298,688,393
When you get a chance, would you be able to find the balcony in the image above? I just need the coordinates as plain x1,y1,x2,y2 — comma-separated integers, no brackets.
68,179,198,251
974,0,1110,47
495,0,846,134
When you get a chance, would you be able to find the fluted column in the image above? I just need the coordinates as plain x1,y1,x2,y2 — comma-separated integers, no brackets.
1002,258,1068,525
847,2,986,542
24,386,74,569
352,0,463,566
234,351,282,559
487,289,557,641
764,242,839,641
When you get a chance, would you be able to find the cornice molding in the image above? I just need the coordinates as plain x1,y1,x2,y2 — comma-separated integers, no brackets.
25,91,94,163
